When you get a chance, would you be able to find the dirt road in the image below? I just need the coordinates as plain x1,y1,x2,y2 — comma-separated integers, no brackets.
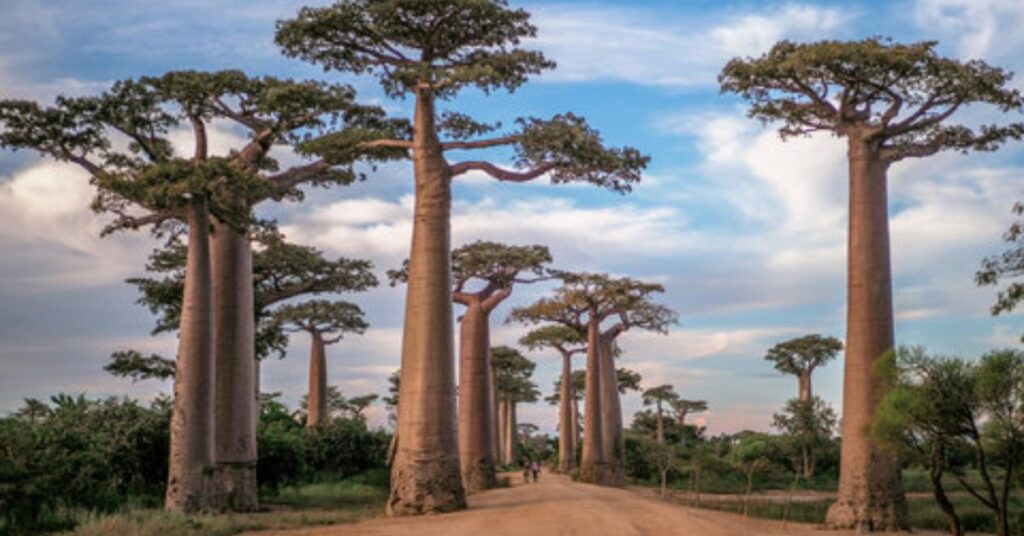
248,474,938,536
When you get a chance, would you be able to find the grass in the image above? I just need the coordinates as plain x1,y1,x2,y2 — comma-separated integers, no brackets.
676,494,1024,535
60,471,388,536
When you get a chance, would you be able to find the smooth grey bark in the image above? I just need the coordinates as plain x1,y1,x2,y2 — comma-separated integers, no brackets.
165,199,216,513
557,352,575,473
497,398,508,466
306,331,328,428
579,315,606,483
210,219,258,512
597,334,625,485
826,136,909,530
387,89,467,515
457,305,496,491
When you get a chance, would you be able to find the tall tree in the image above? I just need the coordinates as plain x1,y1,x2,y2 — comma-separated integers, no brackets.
521,325,585,472
720,38,1024,530
765,335,842,402
390,241,551,491
277,0,647,514
511,273,676,485
276,300,369,428
978,203,1024,338
492,345,538,467
642,385,679,444
0,75,279,512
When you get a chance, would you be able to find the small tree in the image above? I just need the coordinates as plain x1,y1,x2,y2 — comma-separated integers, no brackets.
521,325,585,473
772,396,836,478
721,38,1024,530
875,347,1024,536
765,334,842,401
731,434,780,518
275,300,368,428
642,385,679,444
634,435,684,498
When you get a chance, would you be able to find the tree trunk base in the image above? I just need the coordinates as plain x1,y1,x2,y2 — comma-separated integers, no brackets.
165,466,217,514
211,462,259,512
825,493,909,532
460,458,496,493
578,462,624,486
388,456,467,516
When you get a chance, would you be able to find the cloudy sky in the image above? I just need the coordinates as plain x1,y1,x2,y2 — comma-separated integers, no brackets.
2,0,1024,435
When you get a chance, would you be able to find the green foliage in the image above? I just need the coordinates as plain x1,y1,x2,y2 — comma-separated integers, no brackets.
874,346,1024,535
124,229,377,360
513,113,648,193
0,396,171,533
0,71,392,238
0,393,390,533
720,38,1024,161
299,386,378,423
275,299,368,344
978,202,1024,324
382,370,400,425
616,368,643,394
764,334,842,377
670,398,708,422
389,240,552,301
510,271,677,336
104,350,176,381
492,345,539,402
276,0,554,99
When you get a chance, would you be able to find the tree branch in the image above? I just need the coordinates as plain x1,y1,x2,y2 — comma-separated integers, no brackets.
440,135,518,151
267,160,331,190
357,139,413,149
450,161,555,182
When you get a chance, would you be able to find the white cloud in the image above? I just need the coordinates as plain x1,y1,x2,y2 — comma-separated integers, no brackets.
532,3,850,88
914,0,1024,62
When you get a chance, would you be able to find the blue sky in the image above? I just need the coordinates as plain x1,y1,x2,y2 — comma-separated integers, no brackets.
2,0,1024,434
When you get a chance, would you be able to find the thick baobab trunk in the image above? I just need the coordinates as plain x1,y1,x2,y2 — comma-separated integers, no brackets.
558,353,575,473
826,138,908,531
798,371,812,402
579,318,606,483
306,331,328,428
497,398,508,465
457,306,496,492
488,356,499,466
571,394,580,448
598,335,625,485
504,402,518,466
210,219,258,511
166,199,216,513
388,90,467,515
655,401,664,444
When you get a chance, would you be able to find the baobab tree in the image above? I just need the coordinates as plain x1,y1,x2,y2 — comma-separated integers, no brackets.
521,325,585,472
0,74,279,512
275,300,368,428
720,38,1024,530
390,241,551,491
765,334,842,401
277,0,648,514
642,385,680,444
671,398,708,427
546,369,586,447
492,345,539,467
511,273,676,485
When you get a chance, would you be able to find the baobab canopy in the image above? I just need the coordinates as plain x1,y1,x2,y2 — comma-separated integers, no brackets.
719,38,1024,160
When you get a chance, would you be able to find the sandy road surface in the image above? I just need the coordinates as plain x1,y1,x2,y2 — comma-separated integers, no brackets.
246,474,940,536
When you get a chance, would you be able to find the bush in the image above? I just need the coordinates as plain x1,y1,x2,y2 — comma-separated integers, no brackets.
1,393,393,533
